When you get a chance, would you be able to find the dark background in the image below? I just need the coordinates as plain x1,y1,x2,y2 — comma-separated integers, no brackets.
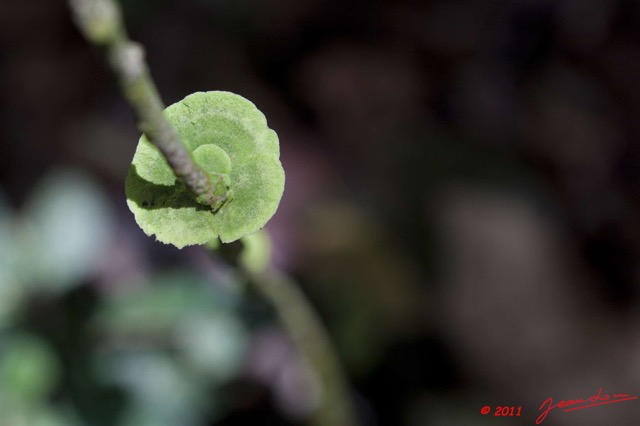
2,0,640,425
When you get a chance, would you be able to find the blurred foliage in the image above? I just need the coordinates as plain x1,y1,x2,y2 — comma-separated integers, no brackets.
0,169,113,322
93,273,248,426
0,170,250,425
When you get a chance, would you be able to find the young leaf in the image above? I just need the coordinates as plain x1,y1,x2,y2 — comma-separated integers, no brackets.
126,91,285,248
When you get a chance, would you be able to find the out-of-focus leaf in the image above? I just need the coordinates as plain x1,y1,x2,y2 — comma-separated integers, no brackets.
1,406,81,426
0,334,59,402
22,169,114,293
175,312,247,382
0,276,23,327
92,271,246,423
98,351,205,426
94,272,237,336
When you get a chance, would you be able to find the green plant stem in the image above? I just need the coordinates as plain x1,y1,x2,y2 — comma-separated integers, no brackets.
70,1,357,424
68,0,228,210
243,267,358,426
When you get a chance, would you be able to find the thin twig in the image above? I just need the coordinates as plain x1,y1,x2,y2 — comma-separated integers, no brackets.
219,238,359,426
246,268,359,426
69,0,228,210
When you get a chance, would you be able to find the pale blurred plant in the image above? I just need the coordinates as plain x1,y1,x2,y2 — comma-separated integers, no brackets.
0,170,112,426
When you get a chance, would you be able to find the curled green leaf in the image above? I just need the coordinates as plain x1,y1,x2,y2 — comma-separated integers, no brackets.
126,91,285,248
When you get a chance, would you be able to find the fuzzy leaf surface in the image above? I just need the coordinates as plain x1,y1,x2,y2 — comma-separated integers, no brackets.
126,91,285,248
